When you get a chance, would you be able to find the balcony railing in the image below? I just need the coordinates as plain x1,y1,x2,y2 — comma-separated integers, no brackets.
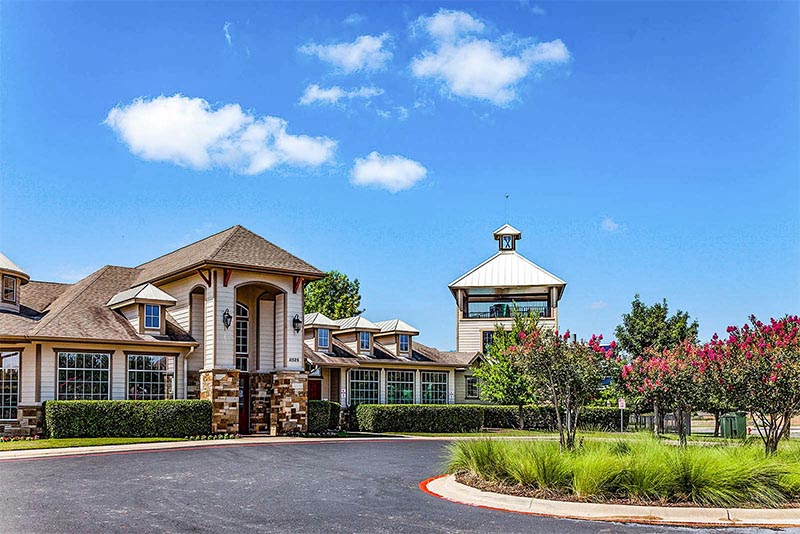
464,303,550,319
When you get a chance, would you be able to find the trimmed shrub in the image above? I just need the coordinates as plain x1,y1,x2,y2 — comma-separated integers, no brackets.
581,407,630,431
483,406,520,429
482,405,626,431
356,404,484,433
308,400,332,433
45,400,211,438
328,402,341,430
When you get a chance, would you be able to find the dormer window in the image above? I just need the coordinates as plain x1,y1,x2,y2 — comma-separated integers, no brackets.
144,304,161,329
318,328,330,349
399,334,410,353
359,331,371,351
2,275,16,303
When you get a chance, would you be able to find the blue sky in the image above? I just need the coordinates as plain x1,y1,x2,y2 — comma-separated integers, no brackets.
1,2,798,350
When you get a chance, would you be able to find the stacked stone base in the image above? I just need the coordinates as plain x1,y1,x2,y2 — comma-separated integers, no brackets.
199,369,240,434
269,371,308,435
0,405,43,437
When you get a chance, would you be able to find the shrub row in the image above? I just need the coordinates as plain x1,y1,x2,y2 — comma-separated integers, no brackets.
308,400,341,433
356,405,484,433
45,400,211,438
355,404,630,433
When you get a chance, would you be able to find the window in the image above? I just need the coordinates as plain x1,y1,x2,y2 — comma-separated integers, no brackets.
317,328,330,349
144,304,160,329
421,371,447,404
398,334,410,353
466,376,480,399
501,235,514,250
235,303,249,372
386,370,414,404
359,331,371,351
128,354,175,400
2,275,16,303
482,331,494,353
57,352,110,400
0,352,19,420
349,369,378,405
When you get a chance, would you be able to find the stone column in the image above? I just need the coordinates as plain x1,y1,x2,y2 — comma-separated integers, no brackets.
249,373,273,433
199,369,239,434
270,371,308,435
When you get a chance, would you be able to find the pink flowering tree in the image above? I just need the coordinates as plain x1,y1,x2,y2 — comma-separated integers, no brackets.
509,330,619,451
706,315,800,454
622,342,704,446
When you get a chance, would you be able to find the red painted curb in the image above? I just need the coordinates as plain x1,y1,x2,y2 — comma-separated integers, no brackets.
0,438,410,463
418,475,797,528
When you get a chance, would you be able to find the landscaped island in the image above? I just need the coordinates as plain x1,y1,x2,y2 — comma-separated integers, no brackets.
447,436,800,508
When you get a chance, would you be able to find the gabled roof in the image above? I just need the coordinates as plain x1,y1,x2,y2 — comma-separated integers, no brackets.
492,224,522,239
107,283,177,309
335,315,381,332
134,225,324,285
374,319,420,336
0,252,30,284
449,251,566,296
304,312,340,329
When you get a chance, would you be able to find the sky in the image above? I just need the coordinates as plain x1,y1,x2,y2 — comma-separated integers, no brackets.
1,1,798,351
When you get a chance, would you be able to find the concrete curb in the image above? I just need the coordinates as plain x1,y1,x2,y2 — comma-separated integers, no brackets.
421,474,800,528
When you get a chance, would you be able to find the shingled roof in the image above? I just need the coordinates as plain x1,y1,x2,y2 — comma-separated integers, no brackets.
135,225,325,285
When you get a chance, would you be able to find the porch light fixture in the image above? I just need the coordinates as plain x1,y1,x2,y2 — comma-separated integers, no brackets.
222,308,232,330
292,313,302,333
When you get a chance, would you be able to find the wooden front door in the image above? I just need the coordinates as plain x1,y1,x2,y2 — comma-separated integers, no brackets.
238,375,250,434
308,379,322,401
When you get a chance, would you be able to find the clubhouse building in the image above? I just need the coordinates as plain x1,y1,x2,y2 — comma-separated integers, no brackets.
0,224,565,436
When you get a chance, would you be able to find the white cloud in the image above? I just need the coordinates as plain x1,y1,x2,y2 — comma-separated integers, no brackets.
588,301,609,310
600,217,620,232
299,84,383,105
343,13,365,25
105,94,336,174
411,9,570,105
223,22,232,46
351,151,427,192
530,5,546,15
299,34,392,73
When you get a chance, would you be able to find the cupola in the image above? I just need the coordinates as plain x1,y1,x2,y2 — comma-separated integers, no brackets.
493,224,522,252
0,252,30,314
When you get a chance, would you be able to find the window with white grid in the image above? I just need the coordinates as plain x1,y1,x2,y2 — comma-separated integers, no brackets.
235,302,249,372
386,370,414,404
0,352,19,420
349,369,378,406
421,371,447,404
398,334,410,353
127,354,175,400
144,304,160,329
57,352,110,400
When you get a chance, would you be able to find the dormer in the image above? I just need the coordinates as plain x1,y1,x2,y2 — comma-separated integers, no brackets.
493,224,522,252
304,312,340,352
374,319,420,358
0,252,30,314
334,315,381,356
107,283,177,336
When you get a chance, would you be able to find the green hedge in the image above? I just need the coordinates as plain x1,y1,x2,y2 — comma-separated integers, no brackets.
328,402,341,430
45,400,211,438
581,406,630,431
356,404,484,433
483,406,557,430
308,400,331,433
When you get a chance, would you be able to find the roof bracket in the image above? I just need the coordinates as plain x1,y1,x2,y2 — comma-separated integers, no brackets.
223,268,233,287
197,269,212,287
293,276,304,294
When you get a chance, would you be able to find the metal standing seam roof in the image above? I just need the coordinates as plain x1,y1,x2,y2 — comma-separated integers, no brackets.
0,252,30,283
449,251,566,293
304,312,340,329
107,283,178,308
335,315,381,332
373,319,420,336
492,224,523,238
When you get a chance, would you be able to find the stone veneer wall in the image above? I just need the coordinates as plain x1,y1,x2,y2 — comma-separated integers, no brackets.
0,405,43,437
199,369,239,434
249,373,273,433
270,371,308,435
186,371,200,399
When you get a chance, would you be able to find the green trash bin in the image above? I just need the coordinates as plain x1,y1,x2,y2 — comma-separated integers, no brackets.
720,412,747,438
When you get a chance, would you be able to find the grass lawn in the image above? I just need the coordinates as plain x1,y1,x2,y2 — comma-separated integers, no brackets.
0,437,185,452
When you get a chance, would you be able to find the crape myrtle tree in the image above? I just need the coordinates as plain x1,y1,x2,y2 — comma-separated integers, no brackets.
704,315,800,455
472,312,539,429
303,270,363,320
509,328,620,451
622,341,704,447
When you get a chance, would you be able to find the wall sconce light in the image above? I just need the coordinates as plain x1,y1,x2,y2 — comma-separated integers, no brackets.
222,308,232,330
292,313,302,333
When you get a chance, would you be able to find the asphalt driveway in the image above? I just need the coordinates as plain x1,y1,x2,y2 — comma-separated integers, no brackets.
0,439,793,534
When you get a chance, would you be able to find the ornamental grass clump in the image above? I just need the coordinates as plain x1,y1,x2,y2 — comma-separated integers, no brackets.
503,441,570,490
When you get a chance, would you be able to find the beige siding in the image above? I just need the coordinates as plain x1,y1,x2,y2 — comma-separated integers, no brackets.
189,291,205,373
111,351,126,400
259,299,275,371
275,292,285,369
19,348,35,405
158,273,204,333
457,316,557,352
455,370,487,404
120,304,138,332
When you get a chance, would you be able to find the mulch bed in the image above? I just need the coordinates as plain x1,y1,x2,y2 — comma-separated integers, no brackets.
454,472,800,509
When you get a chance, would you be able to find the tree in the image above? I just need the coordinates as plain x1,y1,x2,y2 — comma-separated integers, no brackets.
303,270,363,320
615,294,699,358
510,330,618,451
472,313,539,429
703,315,800,454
